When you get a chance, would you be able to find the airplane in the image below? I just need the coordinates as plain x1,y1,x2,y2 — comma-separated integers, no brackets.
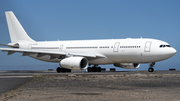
0,11,177,73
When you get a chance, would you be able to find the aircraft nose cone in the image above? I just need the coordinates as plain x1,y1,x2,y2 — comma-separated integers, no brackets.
172,48,177,55
170,48,177,56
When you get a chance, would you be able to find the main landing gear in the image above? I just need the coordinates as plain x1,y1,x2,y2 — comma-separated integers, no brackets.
148,62,155,72
87,65,101,72
56,67,71,73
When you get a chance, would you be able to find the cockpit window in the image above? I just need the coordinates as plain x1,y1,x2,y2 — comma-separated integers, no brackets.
159,44,171,48
166,45,171,47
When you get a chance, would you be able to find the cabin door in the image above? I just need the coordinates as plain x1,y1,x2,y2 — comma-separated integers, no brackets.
144,42,152,52
59,45,63,51
113,42,120,52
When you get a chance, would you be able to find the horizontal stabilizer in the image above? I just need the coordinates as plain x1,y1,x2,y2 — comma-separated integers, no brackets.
0,43,19,48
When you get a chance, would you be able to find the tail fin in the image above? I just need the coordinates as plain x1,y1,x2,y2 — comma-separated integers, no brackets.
5,11,35,43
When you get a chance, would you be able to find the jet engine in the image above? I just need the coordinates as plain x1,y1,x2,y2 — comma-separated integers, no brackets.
59,57,88,70
113,63,140,69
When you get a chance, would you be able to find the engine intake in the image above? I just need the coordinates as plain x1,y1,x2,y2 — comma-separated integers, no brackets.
60,57,88,70
113,63,140,69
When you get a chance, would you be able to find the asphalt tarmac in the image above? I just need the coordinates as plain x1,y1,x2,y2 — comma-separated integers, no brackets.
0,70,180,101
0,77,33,94
0,70,107,94
0,70,136,94
0,70,178,94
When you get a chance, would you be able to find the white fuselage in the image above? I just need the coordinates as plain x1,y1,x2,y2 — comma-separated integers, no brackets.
19,38,176,65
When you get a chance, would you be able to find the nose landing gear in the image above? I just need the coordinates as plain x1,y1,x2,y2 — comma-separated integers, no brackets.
148,67,154,72
148,62,155,72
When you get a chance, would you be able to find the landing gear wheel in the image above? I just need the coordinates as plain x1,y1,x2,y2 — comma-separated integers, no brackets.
56,67,71,73
148,68,154,72
66,69,71,72
87,65,102,72
92,67,97,72
148,62,155,72
56,67,62,73
87,67,92,72
62,68,67,73
97,67,101,72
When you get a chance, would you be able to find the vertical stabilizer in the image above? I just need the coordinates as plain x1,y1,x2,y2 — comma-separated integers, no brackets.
5,11,35,43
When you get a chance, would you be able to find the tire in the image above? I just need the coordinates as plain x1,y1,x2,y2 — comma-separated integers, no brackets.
92,67,97,72
87,67,92,72
56,67,62,73
97,67,101,72
66,69,71,72
62,68,67,73
148,68,154,72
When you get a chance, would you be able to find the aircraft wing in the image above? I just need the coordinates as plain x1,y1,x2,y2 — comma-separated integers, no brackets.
0,47,105,59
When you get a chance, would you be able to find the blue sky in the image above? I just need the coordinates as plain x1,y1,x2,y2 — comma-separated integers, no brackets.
0,0,179,71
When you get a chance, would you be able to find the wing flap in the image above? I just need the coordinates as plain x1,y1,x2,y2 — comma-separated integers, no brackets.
22,52,34,56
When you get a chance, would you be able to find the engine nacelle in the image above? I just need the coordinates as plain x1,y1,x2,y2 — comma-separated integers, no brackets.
60,57,88,70
113,63,140,69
